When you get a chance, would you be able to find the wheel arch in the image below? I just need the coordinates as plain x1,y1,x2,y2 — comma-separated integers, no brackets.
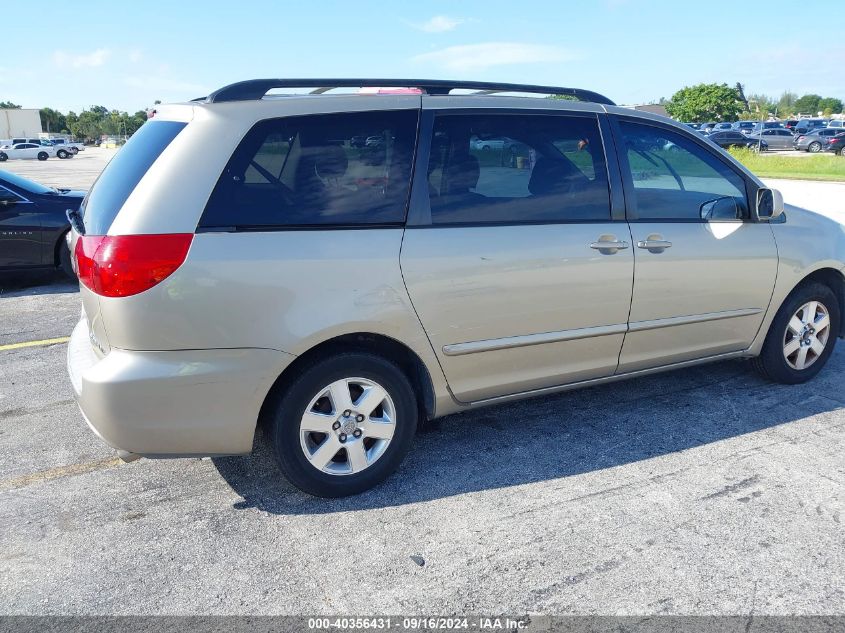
786,267,845,338
52,228,71,268
258,332,437,433
801,267,845,337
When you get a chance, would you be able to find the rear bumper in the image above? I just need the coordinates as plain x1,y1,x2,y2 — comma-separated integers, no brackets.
67,319,295,456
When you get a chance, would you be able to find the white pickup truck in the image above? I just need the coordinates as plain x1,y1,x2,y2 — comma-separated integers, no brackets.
46,138,85,155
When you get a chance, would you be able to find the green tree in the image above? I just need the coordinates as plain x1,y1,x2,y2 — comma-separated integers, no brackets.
793,94,822,115
818,97,843,115
777,91,798,115
665,83,743,122
39,107,67,134
0,101,22,109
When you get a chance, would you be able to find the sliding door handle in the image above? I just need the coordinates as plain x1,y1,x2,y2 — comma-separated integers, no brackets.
590,237,629,254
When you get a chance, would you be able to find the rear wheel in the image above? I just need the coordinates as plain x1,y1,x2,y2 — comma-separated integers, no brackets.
808,141,822,153
752,282,839,384
37,151,48,161
58,236,74,278
269,352,418,497
0,152,6,162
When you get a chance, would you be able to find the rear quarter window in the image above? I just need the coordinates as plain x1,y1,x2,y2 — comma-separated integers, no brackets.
200,110,418,229
81,120,186,235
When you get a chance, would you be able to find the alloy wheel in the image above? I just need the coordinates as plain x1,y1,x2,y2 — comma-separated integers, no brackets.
299,377,396,475
783,301,831,370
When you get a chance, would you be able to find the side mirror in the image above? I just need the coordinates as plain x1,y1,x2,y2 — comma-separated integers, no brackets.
756,187,784,220
0,198,17,208
700,196,741,221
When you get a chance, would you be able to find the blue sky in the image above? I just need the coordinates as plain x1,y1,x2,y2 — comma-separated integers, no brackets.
2,0,842,113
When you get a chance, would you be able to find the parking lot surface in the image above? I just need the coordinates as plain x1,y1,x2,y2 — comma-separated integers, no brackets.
0,157,843,616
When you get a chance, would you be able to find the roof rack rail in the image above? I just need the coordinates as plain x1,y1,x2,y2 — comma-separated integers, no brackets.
202,79,615,106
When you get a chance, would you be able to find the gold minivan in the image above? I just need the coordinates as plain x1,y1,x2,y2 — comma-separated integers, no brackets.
67,79,844,496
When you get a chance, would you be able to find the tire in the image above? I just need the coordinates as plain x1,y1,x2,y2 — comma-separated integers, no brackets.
269,352,418,497
808,142,822,153
58,236,75,278
37,152,48,161
752,282,840,384
0,153,6,162
70,147,79,154
57,149,69,159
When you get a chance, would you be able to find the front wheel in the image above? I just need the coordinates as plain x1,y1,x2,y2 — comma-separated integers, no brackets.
752,282,839,384
0,152,6,162
808,141,822,153
37,152,48,161
70,147,79,154
269,352,418,497
57,149,69,159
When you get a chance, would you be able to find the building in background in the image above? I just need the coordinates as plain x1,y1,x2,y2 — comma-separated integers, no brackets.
0,108,42,138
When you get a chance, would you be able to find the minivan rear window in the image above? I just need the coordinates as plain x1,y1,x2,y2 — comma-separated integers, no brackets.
81,120,186,235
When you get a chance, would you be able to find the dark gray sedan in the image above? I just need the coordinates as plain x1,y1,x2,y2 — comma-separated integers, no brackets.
747,128,795,150
793,128,842,152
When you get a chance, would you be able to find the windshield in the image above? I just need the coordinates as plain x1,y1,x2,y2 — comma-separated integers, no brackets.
0,169,55,195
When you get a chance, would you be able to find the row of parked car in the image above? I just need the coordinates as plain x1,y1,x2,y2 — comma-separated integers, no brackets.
0,137,85,161
685,120,845,154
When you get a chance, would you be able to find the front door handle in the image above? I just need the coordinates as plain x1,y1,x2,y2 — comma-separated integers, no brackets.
636,234,673,253
590,235,629,254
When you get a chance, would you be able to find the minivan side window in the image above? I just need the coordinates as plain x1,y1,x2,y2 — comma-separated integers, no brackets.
426,113,610,225
618,120,748,221
200,110,418,229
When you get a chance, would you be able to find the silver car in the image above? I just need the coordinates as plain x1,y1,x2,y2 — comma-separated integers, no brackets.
66,79,845,497
747,128,796,150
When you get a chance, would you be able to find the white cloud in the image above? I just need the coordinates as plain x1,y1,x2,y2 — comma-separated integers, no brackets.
53,48,112,69
412,15,464,33
128,49,143,63
412,42,576,72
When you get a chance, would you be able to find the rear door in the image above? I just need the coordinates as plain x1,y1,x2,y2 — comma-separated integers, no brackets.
612,117,778,372
401,104,634,402
0,186,41,267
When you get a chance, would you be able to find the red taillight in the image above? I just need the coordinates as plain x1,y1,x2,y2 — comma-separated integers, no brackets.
74,234,193,297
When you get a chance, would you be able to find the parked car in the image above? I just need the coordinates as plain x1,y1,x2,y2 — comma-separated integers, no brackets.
49,138,85,154
0,143,57,161
751,121,785,133
783,119,800,132
732,121,756,135
793,128,843,152
707,130,768,150
699,122,717,134
683,122,700,129
747,129,795,150
824,132,845,155
0,170,84,275
65,78,845,497
794,119,828,135
711,122,734,132
826,134,844,155
826,120,845,130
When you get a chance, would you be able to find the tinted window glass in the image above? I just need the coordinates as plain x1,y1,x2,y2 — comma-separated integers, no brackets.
0,186,23,203
426,113,610,225
0,170,53,194
201,110,417,228
81,121,186,235
619,121,748,220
